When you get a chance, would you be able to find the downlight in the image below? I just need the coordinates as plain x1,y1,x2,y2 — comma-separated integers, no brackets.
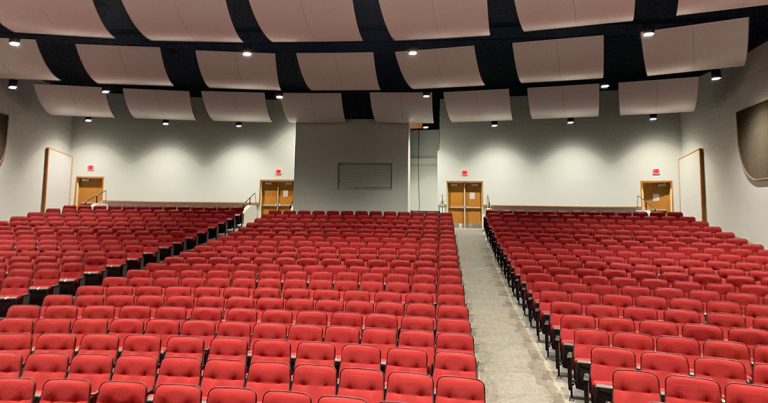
7,79,18,90
600,83,610,90
275,93,284,100
101,87,111,94
422,92,431,99
422,124,430,130
566,118,575,125
649,114,658,122
162,120,170,126
642,29,655,38
711,69,722,81
491,121,499,128
235,122,243,128
8,38,20,47
84,117,93,123
408,49,418,56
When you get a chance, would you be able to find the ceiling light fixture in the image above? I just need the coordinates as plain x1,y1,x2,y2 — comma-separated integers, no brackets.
422,92,431,99
642,29,655,38
8,38,20,47
235,122,243,128
101,87,111,95
711,69,722,81
275,93,284,100
84,117,93,123
407,49,418,56
600,83,610,90
566,118,575,125
162,120,170,126
7,79,18,90
649,114,658,122
491,121,499,128
242,49,253,58
422,124,430,130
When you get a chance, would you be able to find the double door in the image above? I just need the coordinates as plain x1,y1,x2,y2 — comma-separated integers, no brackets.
260,180,294,216
641,181,673,211
448,181,483,227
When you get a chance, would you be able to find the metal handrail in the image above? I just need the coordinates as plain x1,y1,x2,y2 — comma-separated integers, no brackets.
80,190,107,206
243,192,259,208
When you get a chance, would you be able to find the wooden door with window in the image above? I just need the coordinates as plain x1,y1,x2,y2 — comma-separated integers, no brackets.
76,177,104,205
446,181,483,227
261,180,294,216
641,181,673,211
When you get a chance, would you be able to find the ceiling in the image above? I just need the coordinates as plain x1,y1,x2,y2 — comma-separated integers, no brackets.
1,0,767,124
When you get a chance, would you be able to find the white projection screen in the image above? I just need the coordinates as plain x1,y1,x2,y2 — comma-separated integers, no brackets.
677,148,707,221
41,148,73,211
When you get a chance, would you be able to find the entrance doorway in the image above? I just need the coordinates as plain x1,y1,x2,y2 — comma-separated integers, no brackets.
447,181,483,227
641,180,673,211
260,180,294,216
75,177,104,205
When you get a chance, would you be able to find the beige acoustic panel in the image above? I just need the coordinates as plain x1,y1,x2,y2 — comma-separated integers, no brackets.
677,0,768,15
513,35,604,83
77,44,172,86
34,84,114,118
297,53,379,91
395,46,484,89
196,50,280,91
619,77,698,116
514,0,635,32
282,93,345,123
0,0,112,38
527,84,599,119
444,89,513,122
201,91,271,122
379,0,489,40
370,92,434,124
642,18,749,76
249,0,361,42
0,38,59,81
123,89,195,120
122,0,241,42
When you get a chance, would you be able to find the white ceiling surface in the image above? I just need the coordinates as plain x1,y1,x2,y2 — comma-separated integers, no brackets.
513,35,604,83
248,0,362,42
121,0,241,42
34,84,114,118
196,51,280,91
369,92,434,124
0,39,59,81
0,0,112,38
619,77,699,116
122,89,195,120
282,93,346,123
378,0,489,40
297,53,380,91
396,46,484,89
444,89,513,122
77,45,173,86
201,91,272,123
677,0,768,15
514,0,635,32
642,18,749,76
527,84,599,119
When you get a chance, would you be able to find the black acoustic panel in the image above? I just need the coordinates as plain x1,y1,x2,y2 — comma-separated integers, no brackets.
737,99,768,181
353,0,392,43
276,53,309,92
38,42,95,85
93,0,146,40
226,0,270,44
161,47,206,92
373,51,410,92
342,92,374,120
475,41,520,94
0,113,7,167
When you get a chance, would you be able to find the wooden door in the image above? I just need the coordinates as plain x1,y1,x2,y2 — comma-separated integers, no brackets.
76,177,104,205
642,181,672,211
465,182,483,226
277,181,294,211
447,182,465,225
260,181,279,216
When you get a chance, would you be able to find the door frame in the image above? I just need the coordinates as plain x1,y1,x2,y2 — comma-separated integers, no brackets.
259,179,294,216
640,180,674,211
446,180,484,227
75,176,105,206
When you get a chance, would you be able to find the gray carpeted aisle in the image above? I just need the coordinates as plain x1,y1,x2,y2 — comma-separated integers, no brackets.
456,228,569,403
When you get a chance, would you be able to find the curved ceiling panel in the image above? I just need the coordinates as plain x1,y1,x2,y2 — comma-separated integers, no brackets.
395,46,484,89
527,84,599,119
0,38,59,81
201,91,272,122
619,77,699,115
122,0,241,42
123,88,195,120
444,89,513,122
34,84,114,118
248,0,362,42
77,44,172,86
513,35,604,83
282,93,345,123
379,0,489,40
370,92,434,123
196,50,280,91
297,52,379,91
0,0,112,38
677,0,768,16
514,0,635,32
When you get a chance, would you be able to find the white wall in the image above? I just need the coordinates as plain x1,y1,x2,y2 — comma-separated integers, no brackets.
410,130,439,211
438,92,682,208
294,121,410,211
0,84,73,219
681,42,768,245
70,97,295,204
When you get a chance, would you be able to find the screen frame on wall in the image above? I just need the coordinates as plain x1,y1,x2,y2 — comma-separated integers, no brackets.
0,113,8,167
736,98,768,181
677,148,707,221
41,147,74,212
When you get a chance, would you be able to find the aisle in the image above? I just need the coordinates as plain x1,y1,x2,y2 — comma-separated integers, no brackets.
456,228,569,403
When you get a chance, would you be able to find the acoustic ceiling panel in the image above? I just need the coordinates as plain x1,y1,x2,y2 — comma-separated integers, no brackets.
248,0,361,42
527,84,599,119
123,89,195,120
513,35,604,83
282,93,345,123
444,89,513,122
201,91,271,122
34,84,114,118
297,53,379,91
642,18,749,76
0,38,59,81
677,0,768,15
395,46,484,89
370,92,434,124
77,44,172,86
378,0,489,40
0,0,112,38
122,0,241,42
514,0,635,32
196,50,280,91
619,77,699,115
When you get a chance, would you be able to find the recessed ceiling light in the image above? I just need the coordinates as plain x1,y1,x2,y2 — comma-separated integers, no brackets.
242,49,253,58
491,121,499,128
566,118,575,125
162,120,170,126
422,92,431,99
649,114,658,122
275,93,284,100
7,79,18,90
8,38,20,47
711,69,722,81
408,49,418,56
84,117,93,123
600,84,610,90
101,87,111,95
642,30,655,38
235,122,243,128
422,124,430,130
